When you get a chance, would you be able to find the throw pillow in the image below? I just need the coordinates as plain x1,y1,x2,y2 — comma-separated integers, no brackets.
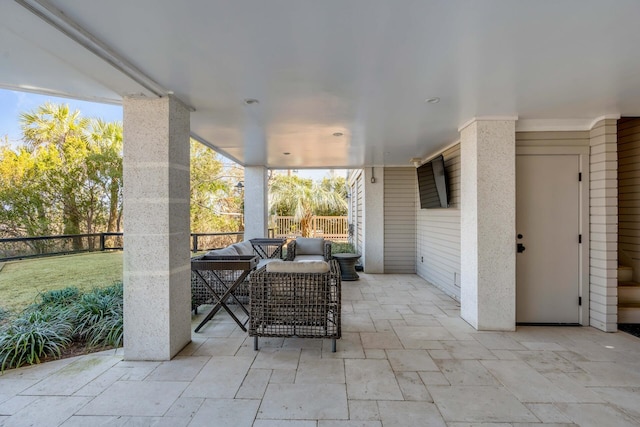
205,246,239,256
232,240,254,256
295,238,325,255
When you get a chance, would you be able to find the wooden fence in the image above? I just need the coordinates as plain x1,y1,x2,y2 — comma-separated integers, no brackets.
271,216,348,241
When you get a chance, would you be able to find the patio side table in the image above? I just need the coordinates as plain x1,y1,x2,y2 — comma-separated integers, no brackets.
333,253,361,281
191,254,258,332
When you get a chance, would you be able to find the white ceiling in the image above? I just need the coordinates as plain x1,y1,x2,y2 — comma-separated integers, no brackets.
2,0,640,168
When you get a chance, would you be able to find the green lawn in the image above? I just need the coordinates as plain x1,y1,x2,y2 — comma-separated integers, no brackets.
0,251,123,313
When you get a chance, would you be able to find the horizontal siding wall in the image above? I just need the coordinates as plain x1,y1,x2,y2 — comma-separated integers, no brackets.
516,130,590,147
384,167,416,273
416,144,461,299
356,173,364,253
618,118,640,281
590,119,618,332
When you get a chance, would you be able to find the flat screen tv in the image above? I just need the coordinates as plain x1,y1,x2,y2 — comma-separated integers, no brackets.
417,155,449,208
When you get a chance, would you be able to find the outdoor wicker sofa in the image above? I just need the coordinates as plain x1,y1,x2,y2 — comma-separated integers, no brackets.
249,259,342,352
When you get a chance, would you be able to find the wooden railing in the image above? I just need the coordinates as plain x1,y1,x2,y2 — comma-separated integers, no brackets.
271,216,348,241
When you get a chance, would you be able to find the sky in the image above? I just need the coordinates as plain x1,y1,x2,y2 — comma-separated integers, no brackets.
0,88,342,181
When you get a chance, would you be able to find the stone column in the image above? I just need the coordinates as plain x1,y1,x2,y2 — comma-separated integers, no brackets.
244,166,269,239
460,118,516,331
122,95,191,360
363,167,384,273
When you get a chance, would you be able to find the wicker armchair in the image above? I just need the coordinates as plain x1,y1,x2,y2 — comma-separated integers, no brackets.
249,259,342,352
285,237,332,261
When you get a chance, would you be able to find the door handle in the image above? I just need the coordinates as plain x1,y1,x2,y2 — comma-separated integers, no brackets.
517,243,526,253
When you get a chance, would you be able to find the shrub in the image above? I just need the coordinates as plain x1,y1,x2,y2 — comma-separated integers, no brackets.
0,282,124,371
0,307,73,371
73,283,123,348
331,242,356,254
38,286,81,307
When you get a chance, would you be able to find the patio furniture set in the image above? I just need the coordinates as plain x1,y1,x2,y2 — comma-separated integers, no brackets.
190,237,348,351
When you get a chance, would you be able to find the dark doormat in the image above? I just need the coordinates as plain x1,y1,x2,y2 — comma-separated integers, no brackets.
618,324,640,339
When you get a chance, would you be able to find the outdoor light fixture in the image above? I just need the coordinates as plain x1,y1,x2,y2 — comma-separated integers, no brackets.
235,181,244,191
410,157,423,167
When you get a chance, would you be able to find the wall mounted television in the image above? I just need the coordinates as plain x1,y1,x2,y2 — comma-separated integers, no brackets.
417,155,449,209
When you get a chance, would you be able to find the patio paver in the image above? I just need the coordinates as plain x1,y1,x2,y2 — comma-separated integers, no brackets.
0,273,639,426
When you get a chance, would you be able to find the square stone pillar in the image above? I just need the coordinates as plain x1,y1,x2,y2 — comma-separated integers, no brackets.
460,118,516,331
244,166,269,239
122,95,191,360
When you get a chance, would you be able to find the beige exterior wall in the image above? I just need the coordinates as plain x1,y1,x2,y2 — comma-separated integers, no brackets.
348,170,365,255
618,118,640,281
589,119,618,332
384,167,417,273
416,144,461,299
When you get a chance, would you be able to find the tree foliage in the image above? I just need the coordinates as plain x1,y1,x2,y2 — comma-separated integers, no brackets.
190,140,243,232
0,103,125,240
269,174,347,237
0,102,245,240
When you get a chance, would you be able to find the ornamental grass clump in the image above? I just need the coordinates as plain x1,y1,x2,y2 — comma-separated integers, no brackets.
72,283,123,348
0,282,123,372
0,306,74,371
38,286,81,307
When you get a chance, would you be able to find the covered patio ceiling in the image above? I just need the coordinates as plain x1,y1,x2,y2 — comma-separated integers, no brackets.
1,0,640,168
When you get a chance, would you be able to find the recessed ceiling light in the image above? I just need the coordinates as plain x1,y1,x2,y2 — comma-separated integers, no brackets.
332,132,344,137
283,152,290,155
243,98,259,105
425,97,440,104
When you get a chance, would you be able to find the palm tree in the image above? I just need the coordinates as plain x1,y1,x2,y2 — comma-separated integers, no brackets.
269,175,347,237
20,102,90,154
20,103,90,242
87,119,123,233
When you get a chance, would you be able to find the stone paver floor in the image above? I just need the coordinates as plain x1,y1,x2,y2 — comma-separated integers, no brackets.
2,273,640,426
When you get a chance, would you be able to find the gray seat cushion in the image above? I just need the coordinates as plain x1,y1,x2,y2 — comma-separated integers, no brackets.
266,260,329,273
257,258,279,269
293,255,326,262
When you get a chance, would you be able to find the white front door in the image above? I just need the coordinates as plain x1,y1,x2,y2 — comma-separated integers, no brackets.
516,154,581,324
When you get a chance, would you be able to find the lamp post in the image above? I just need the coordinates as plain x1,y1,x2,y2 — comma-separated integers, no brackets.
235,181,244,233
